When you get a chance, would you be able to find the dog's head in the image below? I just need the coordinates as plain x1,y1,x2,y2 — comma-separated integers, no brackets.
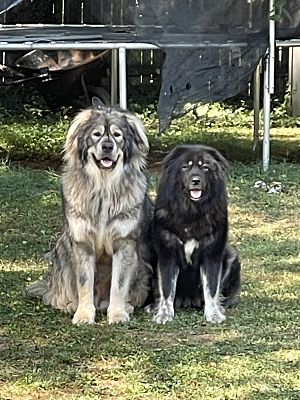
63,99,149,174
161,144,228,203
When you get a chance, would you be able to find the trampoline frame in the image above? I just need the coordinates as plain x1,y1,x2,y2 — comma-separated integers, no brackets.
0,0,298,170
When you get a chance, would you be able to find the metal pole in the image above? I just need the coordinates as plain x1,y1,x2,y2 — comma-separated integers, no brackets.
253,61,261,151
262,0,275,171
288,47,293,113
111,49,118,105
119,47,127,110
0,42,159,51
269,0,275,95
0,41,247,51
276,40,300,47
263,54,270,172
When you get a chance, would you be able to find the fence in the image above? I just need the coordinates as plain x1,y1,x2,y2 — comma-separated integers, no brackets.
0,0,291,103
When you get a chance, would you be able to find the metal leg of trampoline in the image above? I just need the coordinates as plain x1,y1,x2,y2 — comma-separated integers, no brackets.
253,62,261,151
263,54,270,172
111,49,118,106
119,47,127,110
263,0,275,172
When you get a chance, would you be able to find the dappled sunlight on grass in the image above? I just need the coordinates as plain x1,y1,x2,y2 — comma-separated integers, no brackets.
0,163,299,399
1,100,300,163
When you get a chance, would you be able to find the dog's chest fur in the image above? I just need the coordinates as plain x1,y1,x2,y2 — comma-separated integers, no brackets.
183,238,199,264
176,223,215,267
66,181,142,258
95,198,140,256
95,197,115,256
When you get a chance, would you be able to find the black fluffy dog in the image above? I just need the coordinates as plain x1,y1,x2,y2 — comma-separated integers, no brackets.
151,144,241,324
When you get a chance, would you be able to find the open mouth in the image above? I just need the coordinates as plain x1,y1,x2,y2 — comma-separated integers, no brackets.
93,154,118,170
189,189,202,201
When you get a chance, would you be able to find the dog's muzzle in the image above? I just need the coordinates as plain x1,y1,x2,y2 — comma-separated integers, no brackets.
189,176,202,201
93,140,119,170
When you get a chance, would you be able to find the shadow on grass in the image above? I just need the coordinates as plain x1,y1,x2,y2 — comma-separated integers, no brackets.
0,167,62,261
0,267,299,397
150,134,300,164
0,164,299,397
238,234,300,272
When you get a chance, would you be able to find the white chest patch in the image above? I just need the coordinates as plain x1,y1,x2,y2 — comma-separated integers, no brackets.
184,239,199,264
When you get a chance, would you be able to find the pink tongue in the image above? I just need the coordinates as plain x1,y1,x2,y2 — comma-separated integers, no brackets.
100,158,113,168
190,190,202,199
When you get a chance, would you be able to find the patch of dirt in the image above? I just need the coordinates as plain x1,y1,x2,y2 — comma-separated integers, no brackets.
9,158,62,172
10,150,165,173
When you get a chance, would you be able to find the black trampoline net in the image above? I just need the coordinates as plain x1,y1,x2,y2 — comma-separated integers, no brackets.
135,0,300,130
1,0,300,130
0,0,22,15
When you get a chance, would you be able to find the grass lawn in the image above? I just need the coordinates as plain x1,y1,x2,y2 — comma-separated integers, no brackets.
1,100,300,163
0,160,299,400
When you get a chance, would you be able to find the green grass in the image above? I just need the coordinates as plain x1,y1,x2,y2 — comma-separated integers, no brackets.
0,162,299,399
1,100,300,163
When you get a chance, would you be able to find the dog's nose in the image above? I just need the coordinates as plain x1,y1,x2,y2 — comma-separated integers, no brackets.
192,176,201,186
101,140,114,153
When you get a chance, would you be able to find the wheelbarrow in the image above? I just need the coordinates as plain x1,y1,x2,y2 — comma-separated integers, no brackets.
0,48,111,109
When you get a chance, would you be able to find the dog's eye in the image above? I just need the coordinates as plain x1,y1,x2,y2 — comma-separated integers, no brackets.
182,161,192,170
92,132,101,138
113,131,122,138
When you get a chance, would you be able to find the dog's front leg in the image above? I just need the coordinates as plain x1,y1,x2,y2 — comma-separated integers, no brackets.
72,242,96,325
200,259,226,324
154,255,179,324
108,239,136,324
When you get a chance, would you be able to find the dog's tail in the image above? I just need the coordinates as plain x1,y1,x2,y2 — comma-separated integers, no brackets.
26,277,49,299
128,259,153,308
25,244,78,312
26,249,53,298
221,246,241,308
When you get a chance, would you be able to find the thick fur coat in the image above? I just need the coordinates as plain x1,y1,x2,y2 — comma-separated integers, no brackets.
151,144,241,324
27,99,153,324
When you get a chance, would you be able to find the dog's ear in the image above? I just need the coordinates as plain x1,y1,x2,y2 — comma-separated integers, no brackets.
63,109,93,164
162,150,174,171
162,146,182,172
92,96,104,109
207,147,229,174
125,114,149,155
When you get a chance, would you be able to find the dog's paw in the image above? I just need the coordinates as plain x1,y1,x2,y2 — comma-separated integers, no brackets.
108,309,130,324
153,310,174,324
72,305,96,325
204,307,226,324
98,300,109,311
144,303,156,314
125,303,134,314
66,302,78,313
182,297,191,308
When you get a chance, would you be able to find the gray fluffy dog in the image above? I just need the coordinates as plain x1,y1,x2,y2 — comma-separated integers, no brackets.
27,98,153,325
